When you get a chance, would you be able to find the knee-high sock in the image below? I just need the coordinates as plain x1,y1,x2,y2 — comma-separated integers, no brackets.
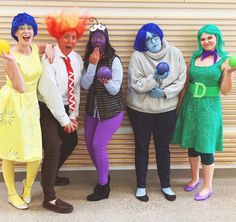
26,160,41,187
2,160,17,196
22,160,41,198
2,160,26,206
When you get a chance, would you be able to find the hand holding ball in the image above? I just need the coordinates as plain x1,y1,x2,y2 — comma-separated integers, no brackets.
0,39,10,55
97,66,112,80
229,56,236,68
156,62,170,75
154,62,170,80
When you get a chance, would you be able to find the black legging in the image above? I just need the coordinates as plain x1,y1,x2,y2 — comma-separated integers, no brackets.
188,148,214,165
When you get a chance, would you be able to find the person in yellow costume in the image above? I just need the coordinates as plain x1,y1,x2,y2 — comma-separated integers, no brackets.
0,12,53,210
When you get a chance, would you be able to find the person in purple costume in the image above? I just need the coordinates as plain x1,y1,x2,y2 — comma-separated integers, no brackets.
81,18,125,201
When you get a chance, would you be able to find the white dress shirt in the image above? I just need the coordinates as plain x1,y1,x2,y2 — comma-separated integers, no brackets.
38,44,83,126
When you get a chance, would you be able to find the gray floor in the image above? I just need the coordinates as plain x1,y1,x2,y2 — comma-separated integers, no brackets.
0,169,236,222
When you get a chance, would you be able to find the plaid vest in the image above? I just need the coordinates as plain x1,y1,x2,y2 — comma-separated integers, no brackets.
85,55,125,120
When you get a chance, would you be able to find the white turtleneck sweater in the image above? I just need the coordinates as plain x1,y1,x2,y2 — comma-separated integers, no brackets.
127,40,186,113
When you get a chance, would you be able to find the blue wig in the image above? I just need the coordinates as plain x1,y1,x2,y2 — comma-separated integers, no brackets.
11,13,38,41
134,23,164,52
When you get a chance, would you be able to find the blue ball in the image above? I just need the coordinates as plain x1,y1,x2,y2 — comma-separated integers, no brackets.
156,62,170,75
97,66,112,80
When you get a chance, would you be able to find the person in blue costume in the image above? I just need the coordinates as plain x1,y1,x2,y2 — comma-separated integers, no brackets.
127,23,186,202
172,24,235,201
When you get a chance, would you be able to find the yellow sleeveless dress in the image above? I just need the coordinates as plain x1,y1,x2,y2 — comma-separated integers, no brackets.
0,44,42,162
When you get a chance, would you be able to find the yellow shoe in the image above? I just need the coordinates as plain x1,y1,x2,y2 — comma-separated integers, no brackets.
21,179,32,204
8,194,28,210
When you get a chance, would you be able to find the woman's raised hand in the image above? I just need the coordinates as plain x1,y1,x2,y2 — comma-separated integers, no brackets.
0,51,17,63
89,47,100,65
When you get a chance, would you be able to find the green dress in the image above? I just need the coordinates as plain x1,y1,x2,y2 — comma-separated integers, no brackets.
172,55,227,153
0,44,43,162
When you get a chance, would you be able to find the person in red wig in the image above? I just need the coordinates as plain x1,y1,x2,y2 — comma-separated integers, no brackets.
38,9,88,213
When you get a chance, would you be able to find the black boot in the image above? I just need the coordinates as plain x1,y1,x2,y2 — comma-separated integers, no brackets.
87,183,110,201
92,175,110,192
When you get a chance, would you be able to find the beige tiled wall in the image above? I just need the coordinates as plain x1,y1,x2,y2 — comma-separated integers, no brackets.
0,0,236,169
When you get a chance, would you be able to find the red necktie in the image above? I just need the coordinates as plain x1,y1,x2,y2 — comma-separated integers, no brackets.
62,57,75,112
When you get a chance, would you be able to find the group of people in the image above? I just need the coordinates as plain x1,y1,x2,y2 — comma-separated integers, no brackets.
0,9,235,214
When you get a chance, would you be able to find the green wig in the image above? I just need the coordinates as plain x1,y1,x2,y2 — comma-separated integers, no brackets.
192,24,227,59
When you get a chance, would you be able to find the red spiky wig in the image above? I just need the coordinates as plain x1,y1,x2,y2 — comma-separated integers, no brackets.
45,8,89,39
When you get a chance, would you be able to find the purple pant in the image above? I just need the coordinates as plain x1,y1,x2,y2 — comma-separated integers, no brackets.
85,111,124,185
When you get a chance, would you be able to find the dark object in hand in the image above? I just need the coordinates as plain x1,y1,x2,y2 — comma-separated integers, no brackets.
156,62,170,76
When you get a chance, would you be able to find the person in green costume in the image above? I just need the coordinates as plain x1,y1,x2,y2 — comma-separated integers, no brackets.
172,24,235,201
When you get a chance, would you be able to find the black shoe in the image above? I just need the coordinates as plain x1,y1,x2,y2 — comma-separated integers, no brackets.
55,176,70,186
161,190,176,201
136,194,149,202
87,183,110,201
43,199,73,214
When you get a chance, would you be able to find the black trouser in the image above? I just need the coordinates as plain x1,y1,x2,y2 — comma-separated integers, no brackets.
188,148,214,165
39,102,78,201
127,107,176,188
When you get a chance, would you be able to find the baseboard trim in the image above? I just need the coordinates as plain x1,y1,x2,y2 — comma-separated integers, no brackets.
0,168,235,182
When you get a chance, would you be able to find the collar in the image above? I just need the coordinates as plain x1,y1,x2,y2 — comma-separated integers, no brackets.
145,39,169,60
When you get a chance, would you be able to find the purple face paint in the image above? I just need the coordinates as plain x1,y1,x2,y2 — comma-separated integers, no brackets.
91,31,106,53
